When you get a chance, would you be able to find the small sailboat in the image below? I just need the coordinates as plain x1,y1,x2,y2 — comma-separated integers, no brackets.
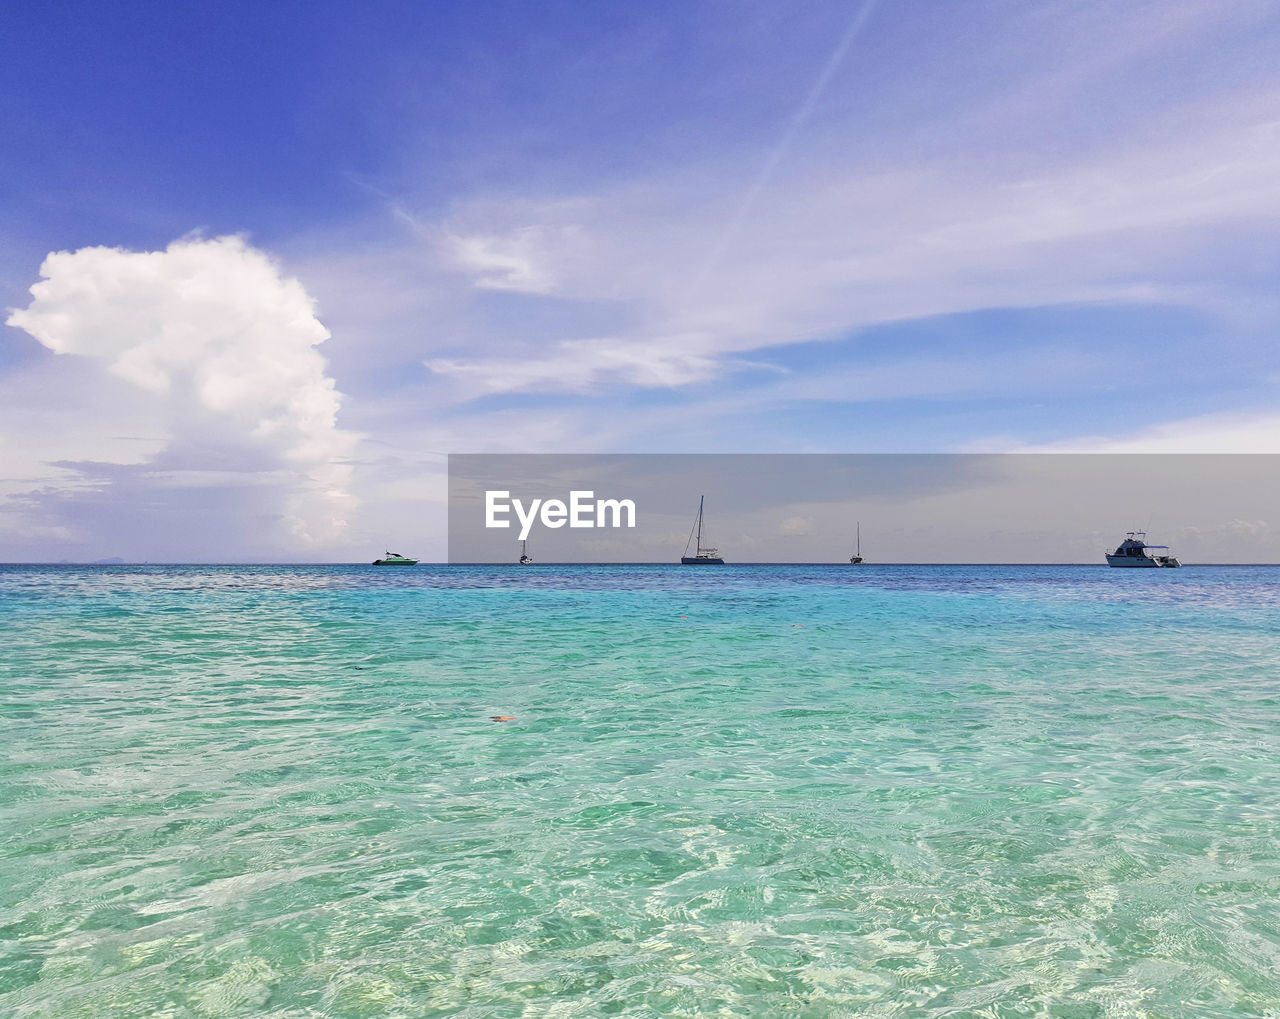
519,539,533,565
681,495,725,565
373,551,418,565
849,521,864,564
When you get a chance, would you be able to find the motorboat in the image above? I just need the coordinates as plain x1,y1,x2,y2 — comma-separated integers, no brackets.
1105,532,1180,568
372,551,418,565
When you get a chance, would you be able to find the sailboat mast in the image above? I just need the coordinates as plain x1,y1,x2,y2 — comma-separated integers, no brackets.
697,496,704,553
856,521,860,557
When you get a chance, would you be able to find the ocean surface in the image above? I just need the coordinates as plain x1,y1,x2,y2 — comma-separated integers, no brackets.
2,564,1279,1017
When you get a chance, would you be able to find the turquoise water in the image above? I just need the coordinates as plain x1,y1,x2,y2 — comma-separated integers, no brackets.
2,564,1279,1017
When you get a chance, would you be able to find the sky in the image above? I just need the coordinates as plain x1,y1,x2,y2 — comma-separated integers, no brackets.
2,0,1279,561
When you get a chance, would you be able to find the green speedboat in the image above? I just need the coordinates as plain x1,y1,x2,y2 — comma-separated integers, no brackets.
372,551,418,565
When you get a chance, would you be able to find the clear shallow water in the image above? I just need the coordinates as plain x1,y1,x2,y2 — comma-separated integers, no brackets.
2,563,1279,1017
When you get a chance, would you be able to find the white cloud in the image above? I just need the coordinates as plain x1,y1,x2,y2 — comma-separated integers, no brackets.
6,235,357,545
779,516,813,536
227,0,1280,472
996,410,1280,454
444,224,582,294
426,334,721,394
411,81,1280,402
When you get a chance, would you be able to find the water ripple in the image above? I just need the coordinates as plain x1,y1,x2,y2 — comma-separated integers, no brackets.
3,565,1280,1015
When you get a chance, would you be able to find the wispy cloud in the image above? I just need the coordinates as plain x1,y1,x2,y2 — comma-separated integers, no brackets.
427,335,721,394
445,226,567,294
406,87,1280,403
995,410,1280,454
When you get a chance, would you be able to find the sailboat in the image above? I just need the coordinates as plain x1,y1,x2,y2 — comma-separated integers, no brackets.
849,521,864,564
519,539,533,565
681,495,725,565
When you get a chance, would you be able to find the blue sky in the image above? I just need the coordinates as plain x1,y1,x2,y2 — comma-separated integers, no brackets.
2,0,1279,560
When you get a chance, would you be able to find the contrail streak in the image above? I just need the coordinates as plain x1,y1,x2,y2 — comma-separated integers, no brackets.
689,0,879,297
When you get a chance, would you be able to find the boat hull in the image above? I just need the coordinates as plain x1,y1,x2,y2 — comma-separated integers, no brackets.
1105,555,1177,567
373,559,418,565
681,556,724,565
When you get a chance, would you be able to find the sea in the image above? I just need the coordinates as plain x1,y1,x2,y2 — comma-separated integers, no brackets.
2,564,1279,1017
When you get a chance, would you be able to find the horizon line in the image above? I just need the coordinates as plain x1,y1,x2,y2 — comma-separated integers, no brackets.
4,561,1279,568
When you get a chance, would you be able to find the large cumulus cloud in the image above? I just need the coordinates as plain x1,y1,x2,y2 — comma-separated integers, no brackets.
7,235,356,547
